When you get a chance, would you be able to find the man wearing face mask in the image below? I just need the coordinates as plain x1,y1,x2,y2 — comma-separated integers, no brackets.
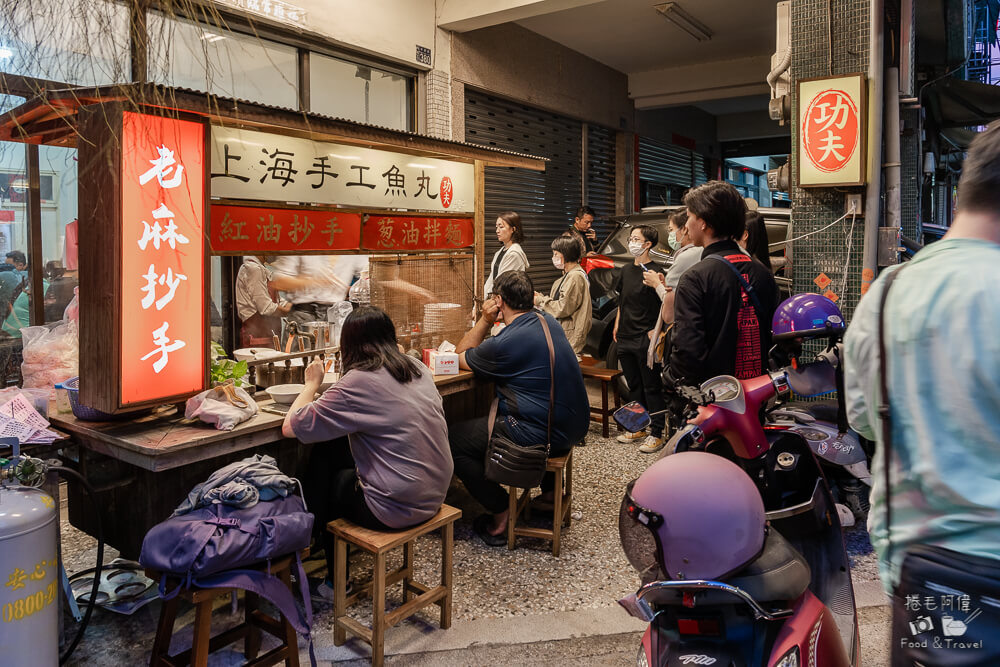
614,225,667,453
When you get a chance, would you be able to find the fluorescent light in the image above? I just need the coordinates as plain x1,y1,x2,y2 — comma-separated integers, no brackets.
0,47,12,60
200,32,226,43
654,2,713,42
407,163,436,169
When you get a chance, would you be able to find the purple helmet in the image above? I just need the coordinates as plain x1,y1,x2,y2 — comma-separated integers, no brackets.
619,452,766,582
772,293,845,341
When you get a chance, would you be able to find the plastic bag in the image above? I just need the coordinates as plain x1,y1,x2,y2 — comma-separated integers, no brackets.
21,320,79,398
185,383,258,431
63,287,79,322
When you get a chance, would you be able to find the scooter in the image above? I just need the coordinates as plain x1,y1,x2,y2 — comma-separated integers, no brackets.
767,346,873,523
615,366,860,666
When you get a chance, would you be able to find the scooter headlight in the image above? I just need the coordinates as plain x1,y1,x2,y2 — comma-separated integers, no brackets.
774,646,799,667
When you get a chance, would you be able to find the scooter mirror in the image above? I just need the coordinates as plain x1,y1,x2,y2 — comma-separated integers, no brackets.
785,359,837,397
614,401,651,433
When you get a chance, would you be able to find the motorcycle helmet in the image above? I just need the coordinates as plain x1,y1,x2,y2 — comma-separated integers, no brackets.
619,452,766,583
772,293,845,341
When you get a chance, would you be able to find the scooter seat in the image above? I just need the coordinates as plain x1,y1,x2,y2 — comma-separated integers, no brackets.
784,399,839,423
726,528,811,604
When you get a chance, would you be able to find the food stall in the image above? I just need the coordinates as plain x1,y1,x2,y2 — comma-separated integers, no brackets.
0,84,546,556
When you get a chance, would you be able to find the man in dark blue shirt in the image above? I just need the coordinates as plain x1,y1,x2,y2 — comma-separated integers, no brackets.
452,271,589,546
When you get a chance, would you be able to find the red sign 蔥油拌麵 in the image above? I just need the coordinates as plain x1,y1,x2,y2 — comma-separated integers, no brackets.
120,112,205,405
209,206,363,254
361,216,474,251
797,74,866,187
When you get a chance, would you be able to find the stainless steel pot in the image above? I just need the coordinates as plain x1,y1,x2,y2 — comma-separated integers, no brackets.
254,362,304,387
301,321,331,350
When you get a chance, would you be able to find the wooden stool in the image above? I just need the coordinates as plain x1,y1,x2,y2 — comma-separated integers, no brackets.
327,505,462,667
146,550,306,667
507,450,573,557
580,364,624,438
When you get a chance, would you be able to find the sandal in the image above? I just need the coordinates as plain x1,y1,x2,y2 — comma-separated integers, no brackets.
473,514,507,547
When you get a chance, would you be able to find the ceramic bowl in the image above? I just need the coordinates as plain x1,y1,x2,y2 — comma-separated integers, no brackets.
265,384,305,404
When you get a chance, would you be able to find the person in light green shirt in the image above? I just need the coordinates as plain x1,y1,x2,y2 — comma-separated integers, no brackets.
844,124,1000,604
2,280,47,338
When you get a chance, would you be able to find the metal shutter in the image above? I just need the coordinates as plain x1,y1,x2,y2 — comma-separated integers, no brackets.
585,124,617,241
465,90,582,290
639,137,696,188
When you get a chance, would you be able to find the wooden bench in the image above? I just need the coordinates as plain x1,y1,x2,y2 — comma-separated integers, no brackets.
326,504,462,667
507,451,573,557
146,550,306,667
579,362,624,438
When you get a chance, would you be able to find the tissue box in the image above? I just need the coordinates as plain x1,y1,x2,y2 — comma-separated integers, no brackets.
423,349,459,375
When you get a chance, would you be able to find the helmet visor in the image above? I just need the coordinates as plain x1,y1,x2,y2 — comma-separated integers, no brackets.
619,481,667,584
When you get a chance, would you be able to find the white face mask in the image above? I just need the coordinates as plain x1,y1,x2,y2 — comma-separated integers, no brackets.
628,240,645,257
552,254,564,270
667,230,681,251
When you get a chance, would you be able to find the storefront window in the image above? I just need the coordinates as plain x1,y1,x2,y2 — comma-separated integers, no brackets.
38,146,79,325
147,12,298,110
0,0,130,86
310,53,412,131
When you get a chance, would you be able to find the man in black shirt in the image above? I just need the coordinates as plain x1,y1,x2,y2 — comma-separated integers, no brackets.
614,224,667,453
669,182,779,387
568,206,597,254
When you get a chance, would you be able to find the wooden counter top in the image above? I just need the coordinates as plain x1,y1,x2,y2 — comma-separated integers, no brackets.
51,370,483,472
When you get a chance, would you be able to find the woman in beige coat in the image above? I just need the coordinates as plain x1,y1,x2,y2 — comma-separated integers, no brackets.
534,234,592,355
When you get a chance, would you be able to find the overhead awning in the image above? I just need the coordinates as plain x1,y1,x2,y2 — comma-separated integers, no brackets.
925,77,1000,129
0,83,548,171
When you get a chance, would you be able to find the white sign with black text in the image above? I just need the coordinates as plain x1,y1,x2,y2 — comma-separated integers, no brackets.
210,126,474,213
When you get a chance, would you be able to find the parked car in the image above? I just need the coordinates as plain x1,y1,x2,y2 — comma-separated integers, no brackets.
581,205,793,371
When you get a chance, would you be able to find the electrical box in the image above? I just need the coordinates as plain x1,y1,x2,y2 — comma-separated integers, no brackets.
878,227,902,267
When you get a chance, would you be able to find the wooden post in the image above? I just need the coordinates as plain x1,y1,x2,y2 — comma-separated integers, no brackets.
474,159,485,307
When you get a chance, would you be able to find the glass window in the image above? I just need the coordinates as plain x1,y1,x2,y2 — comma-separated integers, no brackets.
38,146,79,325
147,12,298,109
1,0,130,85
310,53,412,130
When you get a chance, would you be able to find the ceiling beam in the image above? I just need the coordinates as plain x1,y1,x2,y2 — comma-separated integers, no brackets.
437,0,604,33
629,56,771,109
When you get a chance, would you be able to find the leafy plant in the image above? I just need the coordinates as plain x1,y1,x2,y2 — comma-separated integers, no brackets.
210,342,249,387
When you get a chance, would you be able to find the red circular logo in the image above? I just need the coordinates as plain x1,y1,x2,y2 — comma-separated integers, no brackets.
440,177,453,209
802,89,860,174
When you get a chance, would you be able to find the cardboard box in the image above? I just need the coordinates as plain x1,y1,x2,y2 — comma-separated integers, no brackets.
425,349,459,375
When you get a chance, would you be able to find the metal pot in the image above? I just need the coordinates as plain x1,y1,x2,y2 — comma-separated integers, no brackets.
300,321,331,350
254,362,304,387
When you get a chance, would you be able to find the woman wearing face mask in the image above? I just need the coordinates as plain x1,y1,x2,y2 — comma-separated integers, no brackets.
534,234,592,355
642,209,702,371
483,211,529,298
613,224,668,454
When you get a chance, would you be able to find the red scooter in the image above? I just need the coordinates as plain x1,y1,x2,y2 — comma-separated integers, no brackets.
615,366,860,666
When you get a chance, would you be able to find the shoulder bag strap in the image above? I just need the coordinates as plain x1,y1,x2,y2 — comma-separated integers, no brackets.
707,254,763,314
485,313,556,447
877,266,905,553
535,312,556,445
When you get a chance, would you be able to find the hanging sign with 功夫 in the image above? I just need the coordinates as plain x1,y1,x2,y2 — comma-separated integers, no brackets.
796,73,867,187
209,126,474,213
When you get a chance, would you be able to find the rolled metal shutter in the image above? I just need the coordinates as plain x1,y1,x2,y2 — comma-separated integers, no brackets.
585,124,617,242
638,137,695,188
465,90,582,290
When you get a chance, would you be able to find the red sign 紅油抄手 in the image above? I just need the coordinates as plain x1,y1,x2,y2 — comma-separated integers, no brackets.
120,112,205,405
209,206,363,254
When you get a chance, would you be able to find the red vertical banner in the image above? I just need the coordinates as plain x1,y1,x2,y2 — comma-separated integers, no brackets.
120,112,206,405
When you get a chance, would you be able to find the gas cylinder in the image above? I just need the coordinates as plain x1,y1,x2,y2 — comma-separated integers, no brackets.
0,484,59,666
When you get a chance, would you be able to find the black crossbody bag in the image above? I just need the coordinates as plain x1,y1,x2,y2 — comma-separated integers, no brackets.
878,267,1000,666
484,312,555,489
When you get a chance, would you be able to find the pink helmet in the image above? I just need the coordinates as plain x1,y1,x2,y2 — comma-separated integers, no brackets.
620,452,766,581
